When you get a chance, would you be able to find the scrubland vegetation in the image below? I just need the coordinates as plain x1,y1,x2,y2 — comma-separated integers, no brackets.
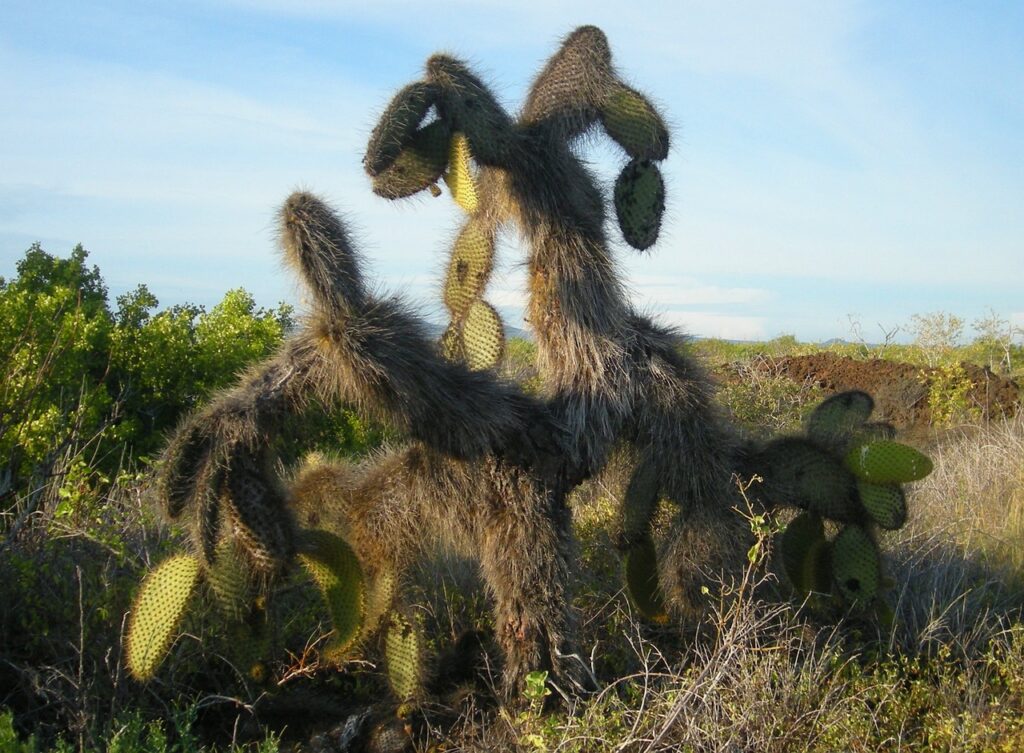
1,246,1022,751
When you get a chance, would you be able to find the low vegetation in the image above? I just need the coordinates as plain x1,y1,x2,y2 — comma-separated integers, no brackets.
1,246,1022,751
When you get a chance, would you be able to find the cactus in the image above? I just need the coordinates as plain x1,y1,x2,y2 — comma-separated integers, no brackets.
600,83,669,161
126,554,202,681
443,219,494,319
845,440,933,484
858,481,908,530
623,535,669,624
385,612,425,702
614,159,665,250
206,537,255,620
831,525,881,603
780,512,832,597
297,529,366,660
146,25,941,705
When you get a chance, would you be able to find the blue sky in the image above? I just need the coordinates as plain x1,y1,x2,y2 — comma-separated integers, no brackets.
2,1,1021,342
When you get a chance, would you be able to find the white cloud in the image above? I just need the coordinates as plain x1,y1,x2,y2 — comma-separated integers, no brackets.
655,311,768,341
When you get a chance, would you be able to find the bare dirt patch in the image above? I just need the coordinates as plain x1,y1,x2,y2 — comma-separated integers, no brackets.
743,353,1019,431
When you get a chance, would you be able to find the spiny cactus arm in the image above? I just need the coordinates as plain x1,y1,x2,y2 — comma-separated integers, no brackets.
157,333,323,567
522,25,669,161
281,191,567,469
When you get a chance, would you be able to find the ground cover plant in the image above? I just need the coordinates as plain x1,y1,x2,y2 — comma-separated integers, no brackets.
2,24,1022,753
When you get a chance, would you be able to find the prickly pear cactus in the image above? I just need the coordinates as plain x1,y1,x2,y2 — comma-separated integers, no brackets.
764,391,934,610
297,529,366,661
126,554,202,681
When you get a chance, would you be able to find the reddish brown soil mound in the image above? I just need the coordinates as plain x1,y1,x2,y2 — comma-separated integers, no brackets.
763,353,1020,430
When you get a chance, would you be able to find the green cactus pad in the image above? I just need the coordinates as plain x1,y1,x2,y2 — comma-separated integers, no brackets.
780,512,832,596
756,437,860,521
600,83,669,161
844,440,933,484
857,481,908,530
126,554,202,681
442,132,479,213
805,391,874,447
364,81,439,176
623,536,669,624
385,612,425,701
620,460,661,548
206,538,254,620
362,569,397,638
297,530,366,659
614,159,665,251
443,219,494,318
371,120,452,200
462,300,505,370
426,55,514,166
832,525,881,603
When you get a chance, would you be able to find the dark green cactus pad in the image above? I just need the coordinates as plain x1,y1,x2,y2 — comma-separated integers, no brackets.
845,440,933,484
126,554,202,681
780,512,832,596
371,120,452,200
443,219,494,318
385,611,425,701
462,300,505,370
619,460,661,549
755,437,860,521
623,536,669,624
222,455,294,575
206,537,255,620
857,481,908,530
805,390,874,450
364,81,439,176
426,55,514,166
832,524,881,603
614,159,665,251
297,530,366,661
600,83,669,161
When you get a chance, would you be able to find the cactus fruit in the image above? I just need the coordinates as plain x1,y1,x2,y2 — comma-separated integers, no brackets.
623,536,669,624
126,554,202,681
443,132,479,213
780,512,832,597
614,158,665,250
371,120,452,199
385,612,425,702
831,525,881,603
600,83,669,161
443,219,494,318
845,440,934,484
364,82,440,176
297,530,366,660
805,390,874,450
857,481,908,530
756,437,860,521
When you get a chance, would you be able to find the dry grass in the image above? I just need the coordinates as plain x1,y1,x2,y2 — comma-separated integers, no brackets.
426,414,1024,752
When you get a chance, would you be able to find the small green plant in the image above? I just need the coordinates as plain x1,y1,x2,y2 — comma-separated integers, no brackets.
924,361,981,426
